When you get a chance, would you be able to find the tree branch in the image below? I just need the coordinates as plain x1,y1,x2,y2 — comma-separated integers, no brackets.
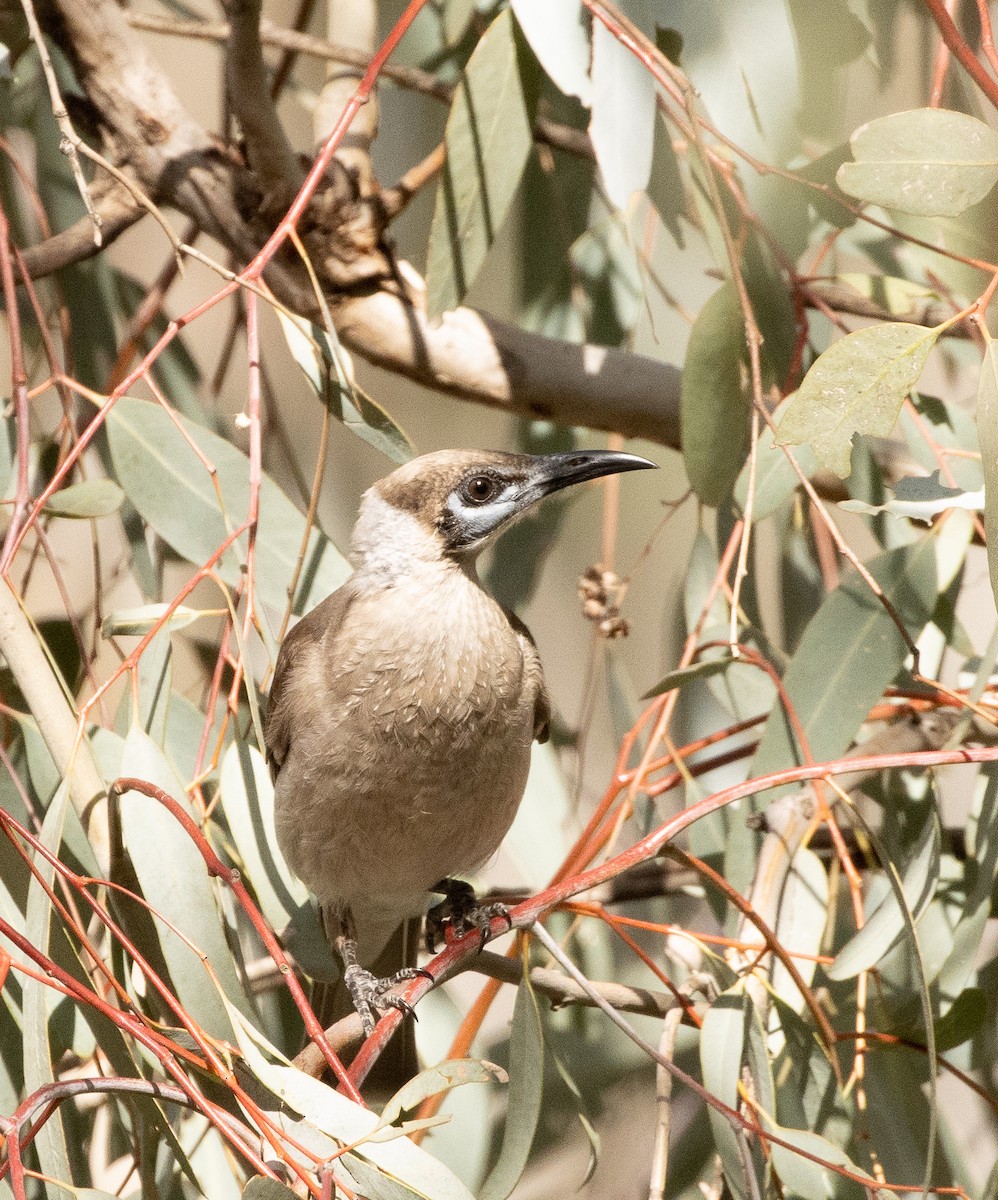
313,0,379,186
37,0,682,450
224,0,304,211
292,948,682,1078
126,12,593,160
333,287,682,446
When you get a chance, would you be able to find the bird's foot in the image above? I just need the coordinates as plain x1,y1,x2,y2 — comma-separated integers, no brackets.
343,963,433,1037
425,878,513,954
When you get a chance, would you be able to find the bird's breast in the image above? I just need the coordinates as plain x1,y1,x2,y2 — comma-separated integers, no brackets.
273,569,541,920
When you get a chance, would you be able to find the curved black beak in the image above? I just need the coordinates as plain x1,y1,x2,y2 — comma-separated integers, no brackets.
524,450,658,504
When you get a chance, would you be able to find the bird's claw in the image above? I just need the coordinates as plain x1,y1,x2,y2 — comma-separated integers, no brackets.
343,964,428,1036
426,879,512,953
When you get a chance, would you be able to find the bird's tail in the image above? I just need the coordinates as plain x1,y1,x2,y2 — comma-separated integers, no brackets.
311,915,422,1099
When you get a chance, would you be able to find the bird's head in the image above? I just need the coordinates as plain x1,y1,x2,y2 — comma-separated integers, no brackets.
351,448,657,580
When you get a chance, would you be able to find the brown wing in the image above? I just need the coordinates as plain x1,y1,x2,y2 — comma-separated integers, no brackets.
505,608,551,745
265,586,355,781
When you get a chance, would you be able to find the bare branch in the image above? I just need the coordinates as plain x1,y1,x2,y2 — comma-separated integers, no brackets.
292,948,681,1077
333,287,682,447
224,0,303,210
40,0,682,450
127,12,593,160
314,0,378,186
803,279,971,338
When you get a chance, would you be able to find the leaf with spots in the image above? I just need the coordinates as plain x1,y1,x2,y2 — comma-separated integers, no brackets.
776,322,942,477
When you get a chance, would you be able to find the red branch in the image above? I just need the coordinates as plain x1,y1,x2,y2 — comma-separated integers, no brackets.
347,739,998,1083
922,0,998,110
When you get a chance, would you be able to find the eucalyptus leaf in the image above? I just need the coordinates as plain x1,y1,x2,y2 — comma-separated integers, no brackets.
836,272,941,316
642,654,737,699
768,1122,884,1199
426,10,539,316
44,477,124,518
509,0,591,104
0,407,15,497
776,322,942,477
838,108,998,218
749,538,938,779
107,396,350,616
218,740,307,935
840,471,982,524
933,987,987,1051
681,282,750,505
374,1059,507,1136
276,312,412,464
589,16,655,211
734,398,815,520
828,809,939,980
21,782,74,1189
224,1003,477,1199
102,603,209,638
769,847,828,1018
117,728,255,1038
478,977,545,1200
242,1180,300,1200
977,343,998,608
700,989,765,1200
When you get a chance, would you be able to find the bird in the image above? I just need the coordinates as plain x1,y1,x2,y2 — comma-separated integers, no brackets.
265,447,656,1042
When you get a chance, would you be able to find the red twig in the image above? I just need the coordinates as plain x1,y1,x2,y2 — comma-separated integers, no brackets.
349,739,998,1083
922,0,998,110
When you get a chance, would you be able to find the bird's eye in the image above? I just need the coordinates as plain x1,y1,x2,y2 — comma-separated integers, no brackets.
463,475,497,504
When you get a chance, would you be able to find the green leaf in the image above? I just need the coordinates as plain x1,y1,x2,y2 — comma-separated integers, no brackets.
589,17,656,210
794,142,856,228
836,272,942,317
0,405,14,497
933,986,987,1051
343,1156,425,1199
769,847,828,1017
828,809,939,979
426,10,539,316
224,1004,477,1199
733,398,816,520
478,977,545,1200
101,603,210,638
749,539,938,777
569,215,642,343
840,470,982,524
276,312,413,465
681,282,750,505
117,728,255,1039
777,322,941,477
372,1059,506,1140
21,781,74,1189
509,0,591,104
44,477,124,518
768,1122,883,1199
242,1180,300,1200
977,343,998,608
642,654,737,699
838,108,998,217
218,740,307,935
107,396,350,616
700,989,771,1200
548,1040,601,1188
